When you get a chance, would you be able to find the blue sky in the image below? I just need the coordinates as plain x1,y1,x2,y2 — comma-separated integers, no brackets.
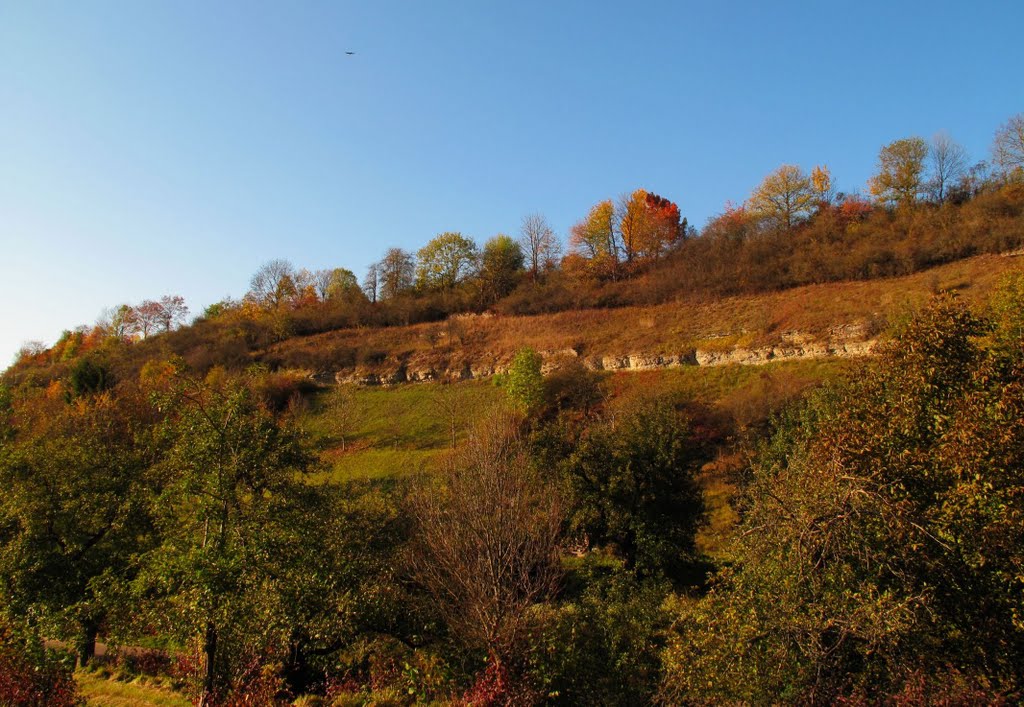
1,0,1021,367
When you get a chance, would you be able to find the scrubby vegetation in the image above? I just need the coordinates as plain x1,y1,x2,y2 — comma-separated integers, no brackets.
4,116,1024,705
4,274,1024,704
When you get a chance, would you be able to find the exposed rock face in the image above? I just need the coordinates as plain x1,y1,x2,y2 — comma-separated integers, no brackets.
327,331,877,386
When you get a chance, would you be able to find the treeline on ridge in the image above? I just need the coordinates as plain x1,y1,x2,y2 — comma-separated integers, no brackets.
5,115,1024,388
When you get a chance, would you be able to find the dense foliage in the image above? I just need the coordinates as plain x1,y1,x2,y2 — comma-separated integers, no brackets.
3,114,1024,705
662,289,1024,703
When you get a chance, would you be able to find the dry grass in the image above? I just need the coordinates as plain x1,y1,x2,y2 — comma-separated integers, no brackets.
266,253,1024,374
76,670,189,707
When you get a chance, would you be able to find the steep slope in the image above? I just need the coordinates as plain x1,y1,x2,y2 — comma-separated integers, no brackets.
263,252,1024,384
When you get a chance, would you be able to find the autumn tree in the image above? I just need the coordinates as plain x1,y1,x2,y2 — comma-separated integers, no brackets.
410,412,562,665
661,295,1024,703
415,232,479,291
249,259,296,308
810,164,835,206
992,113,1024,179
869,137,929,206
519,213,560,280
618,189,685,262
133,300,166,338
157,295,189,332
748,164,815,230
479,234,524,304
101,304,137,340
376,248,416,300
928,131,968,202
570,199,618,278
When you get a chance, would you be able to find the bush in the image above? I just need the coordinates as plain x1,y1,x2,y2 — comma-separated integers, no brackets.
661,294,1024,702
0,618,81,706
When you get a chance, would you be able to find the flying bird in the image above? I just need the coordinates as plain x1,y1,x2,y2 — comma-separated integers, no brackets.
346,51,355,55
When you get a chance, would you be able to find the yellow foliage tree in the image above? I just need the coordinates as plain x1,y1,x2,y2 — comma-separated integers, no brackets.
748,164,815,230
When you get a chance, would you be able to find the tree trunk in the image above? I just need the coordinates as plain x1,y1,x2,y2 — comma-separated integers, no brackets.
199,622,218,706
76,619,99,668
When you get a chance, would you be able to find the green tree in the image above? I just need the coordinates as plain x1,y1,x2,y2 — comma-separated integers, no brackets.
561,400,705,579
415,232,479,291
869,136,929,206
479,234,524,304
504,347,545,413
662,294,1024,703
133,368,314,703
0,388,159,667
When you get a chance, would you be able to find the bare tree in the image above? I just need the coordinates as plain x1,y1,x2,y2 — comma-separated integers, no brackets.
929,131,968,202
519,213,561,280
248,259,295,308
377,248,416,300
993,113,1024,178
409,412,562,664
362,263,380,303
157,295,190,332
432,381,461,449
133,300,165,338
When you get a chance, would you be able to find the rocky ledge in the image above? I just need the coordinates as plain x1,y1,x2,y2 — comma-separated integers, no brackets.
321,327,877,387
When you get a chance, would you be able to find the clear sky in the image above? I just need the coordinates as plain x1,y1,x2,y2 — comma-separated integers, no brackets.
1,0,1021,368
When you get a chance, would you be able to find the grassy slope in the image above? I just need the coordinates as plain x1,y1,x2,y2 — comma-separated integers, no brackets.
267,253,1024,373
302,357,854,561
301,380,506,482
294,254,1023,556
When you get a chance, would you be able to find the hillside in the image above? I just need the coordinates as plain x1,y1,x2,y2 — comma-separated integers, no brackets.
264,251,1023,384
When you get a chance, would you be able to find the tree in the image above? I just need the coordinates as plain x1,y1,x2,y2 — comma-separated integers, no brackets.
662,295,1024,703
928,131,968,202
157,295,189,332
560,400,704,578
569,200,618,277
992,113,1024,179
504,347,545,413
410,413,562,665
133,300,165,338
519,213,561,280
868,137,929,206
99,304,137,340
0,388,159,667
376,248,416,300
319,268,360,301
415,232,479,291
134,369,314,704
362,262,380,303
748,165,815,229
479,234,524,304
248,259,296,308
810,164,836,206
618,189,685,262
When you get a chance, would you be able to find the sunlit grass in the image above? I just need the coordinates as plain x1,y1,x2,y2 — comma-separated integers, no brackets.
76,670,189,707
302,380,507,481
